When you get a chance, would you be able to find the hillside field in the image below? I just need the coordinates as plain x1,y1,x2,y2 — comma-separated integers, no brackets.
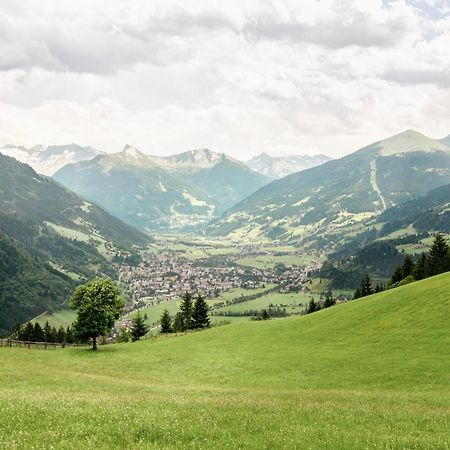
0,273,449,449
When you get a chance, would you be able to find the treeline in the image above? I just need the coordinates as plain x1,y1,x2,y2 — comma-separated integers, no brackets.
10,321,78,344
160,292,210,334
304,293,336,314
354,235,450,299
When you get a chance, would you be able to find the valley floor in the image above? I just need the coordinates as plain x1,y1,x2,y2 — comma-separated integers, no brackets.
1,273,449,449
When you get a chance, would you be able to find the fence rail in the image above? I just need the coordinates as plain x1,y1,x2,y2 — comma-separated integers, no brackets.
0,339,90,349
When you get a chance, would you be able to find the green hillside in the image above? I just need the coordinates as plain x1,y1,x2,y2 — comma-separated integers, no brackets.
0,273,448,448
54,147,269,232
208,130,450,247
0,232,74,336
0,154,149,334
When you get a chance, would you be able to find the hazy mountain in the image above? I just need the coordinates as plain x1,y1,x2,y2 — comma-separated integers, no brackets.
54,147,269,231
440,135,450,147
0,143,103,175
0,153,149,334
246,152,333,179
208,130,450,246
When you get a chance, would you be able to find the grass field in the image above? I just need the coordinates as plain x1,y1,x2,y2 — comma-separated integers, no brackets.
33,309,76,329
237,253,318,269
213,291,311,315
1,273,449,448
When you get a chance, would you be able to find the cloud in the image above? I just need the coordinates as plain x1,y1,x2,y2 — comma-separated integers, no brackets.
0,0,448,158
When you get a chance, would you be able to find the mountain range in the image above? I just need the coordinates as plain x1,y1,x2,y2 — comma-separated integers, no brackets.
208,130,450,248
246,153,333,179
53,147,270,232
0,143,102,176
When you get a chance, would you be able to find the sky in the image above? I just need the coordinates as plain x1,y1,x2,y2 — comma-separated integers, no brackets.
0,0,449,159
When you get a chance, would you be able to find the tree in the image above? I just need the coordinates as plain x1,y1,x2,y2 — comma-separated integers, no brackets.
390,266,404,286
57,326,66,343
43,321,53,342
402,255,414,278
425,235,450,277
21,322,34,341
324,294,335,308
65,326,74,344
360,274,373,297
10,322,22,340
260,309,270,320
70,278,124,350
33,322,45,342
414,253,427,280
173,312,185,333
306,298,319,314
191,295,210,329
160,309,172,334
179,291,193,330
130,313,149,341
117,326,131,343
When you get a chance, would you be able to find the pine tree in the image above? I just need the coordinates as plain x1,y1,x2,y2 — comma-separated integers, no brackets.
117,326,130,343
179,291,193,330
402,255,414,278
390,266,404,286
353,288,361,299
191,295,210,329
21,322,35,341
414,253,427,280
130,313,149,341
260,309,270,320
33,322,45,342
10,323,22,340
160,308,173,334
425,235,450,277
66,326,74,344
324,294,336,308
360,274,373,297
57,326,66,343
44,321,53,342
306,298,318,314
173,312,185,333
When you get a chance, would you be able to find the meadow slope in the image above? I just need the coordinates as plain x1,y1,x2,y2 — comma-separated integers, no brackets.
1,273,449,449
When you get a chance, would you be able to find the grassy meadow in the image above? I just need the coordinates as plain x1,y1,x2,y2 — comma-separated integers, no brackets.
0,273,449,449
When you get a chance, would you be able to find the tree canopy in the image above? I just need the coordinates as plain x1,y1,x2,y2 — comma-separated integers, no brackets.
70,278,124,350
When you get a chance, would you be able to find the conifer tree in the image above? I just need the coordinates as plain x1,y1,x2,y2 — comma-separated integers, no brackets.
191,295,210,329
65,326,74,344
390,266,404,286
425,235,450,276
360,274,373,297
173,312,185,333
179,291,193,330
10,322,22,340
402,255,414,278
324,294,336,308
57,326,66,343
260,309,270,320
160,308,173,334
414,253,427,280
33,322,45,342
21,322,34,341
130,313,149,341
306,298,319,314
117,326,131,343
43,321,52,342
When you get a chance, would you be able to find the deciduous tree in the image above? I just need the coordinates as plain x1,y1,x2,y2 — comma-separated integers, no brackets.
70,278,124,350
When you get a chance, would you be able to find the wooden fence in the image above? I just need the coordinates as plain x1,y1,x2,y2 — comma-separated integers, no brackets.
0,339,90,349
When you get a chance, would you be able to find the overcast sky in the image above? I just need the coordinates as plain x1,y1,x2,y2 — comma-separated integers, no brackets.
0,0,449,158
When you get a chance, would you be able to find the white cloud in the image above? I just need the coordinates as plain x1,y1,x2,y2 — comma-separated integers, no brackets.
0,0,448,158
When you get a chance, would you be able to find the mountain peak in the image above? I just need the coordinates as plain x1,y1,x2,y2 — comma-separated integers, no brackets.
122,145,145,159
375,130,450,156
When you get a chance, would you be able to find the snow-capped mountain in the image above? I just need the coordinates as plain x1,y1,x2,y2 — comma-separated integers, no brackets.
0,144,103,176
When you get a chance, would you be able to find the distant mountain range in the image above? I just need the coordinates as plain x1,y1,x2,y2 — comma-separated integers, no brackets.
0,144,103,176
0,153,149,335
246,153,333,179
208,130,450,247
53,147,270,231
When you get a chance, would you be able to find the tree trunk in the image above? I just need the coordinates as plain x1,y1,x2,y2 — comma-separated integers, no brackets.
92,336,97,351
